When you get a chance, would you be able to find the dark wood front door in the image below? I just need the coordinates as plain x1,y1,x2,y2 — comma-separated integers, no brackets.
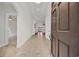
51,2,79,57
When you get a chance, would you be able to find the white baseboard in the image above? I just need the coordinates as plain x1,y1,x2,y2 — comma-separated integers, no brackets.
0,41,8,47
17,35,32,48
16,38,27,48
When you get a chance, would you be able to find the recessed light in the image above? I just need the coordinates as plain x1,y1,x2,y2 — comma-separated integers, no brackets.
34,2,41,4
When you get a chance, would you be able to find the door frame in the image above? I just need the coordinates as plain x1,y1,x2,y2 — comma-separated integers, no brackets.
5,13,17,47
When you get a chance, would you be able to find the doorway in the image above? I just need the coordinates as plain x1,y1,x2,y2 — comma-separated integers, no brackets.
7,13,17,47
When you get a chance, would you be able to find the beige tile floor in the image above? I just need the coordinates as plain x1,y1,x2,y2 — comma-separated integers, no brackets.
0,35,51,57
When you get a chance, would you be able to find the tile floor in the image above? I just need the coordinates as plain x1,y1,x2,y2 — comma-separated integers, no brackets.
0,35,51,57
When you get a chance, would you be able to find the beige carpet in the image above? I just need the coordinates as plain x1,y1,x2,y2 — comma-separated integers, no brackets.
0,35,51,57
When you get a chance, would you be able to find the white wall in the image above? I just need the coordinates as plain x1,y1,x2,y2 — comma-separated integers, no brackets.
0,2,33,48
0,3,17,47
45,3,51,40
13,3,33,48
0,3,7,47
5,4,16,13
5,3,17,45
5,3,17,38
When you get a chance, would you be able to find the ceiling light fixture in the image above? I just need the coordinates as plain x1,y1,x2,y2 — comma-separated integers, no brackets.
35,2,41,4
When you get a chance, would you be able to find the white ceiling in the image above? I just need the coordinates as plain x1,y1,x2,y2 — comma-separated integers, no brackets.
0,2,50,23
27,2,50,23
0,2,16,13
4,2,16,13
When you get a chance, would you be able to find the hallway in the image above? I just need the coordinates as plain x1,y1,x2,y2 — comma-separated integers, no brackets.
0,35,51,57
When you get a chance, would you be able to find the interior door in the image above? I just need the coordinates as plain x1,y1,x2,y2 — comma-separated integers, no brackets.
51,2,79,57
